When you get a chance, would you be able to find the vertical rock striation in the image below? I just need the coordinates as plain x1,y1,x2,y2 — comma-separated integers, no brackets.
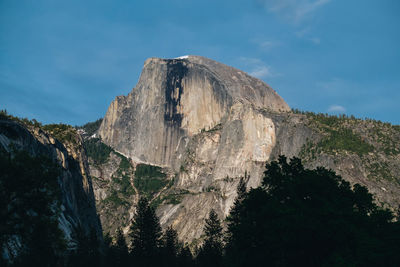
96,55,399,243
97,55,290,242
99,55,289,169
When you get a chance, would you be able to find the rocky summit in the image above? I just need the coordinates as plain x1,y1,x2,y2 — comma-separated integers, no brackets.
99,55,289,167
90,55,400,244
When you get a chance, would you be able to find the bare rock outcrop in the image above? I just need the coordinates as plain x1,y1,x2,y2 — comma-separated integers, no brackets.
96,56,399,244
99,55,289,169
96,56,291,242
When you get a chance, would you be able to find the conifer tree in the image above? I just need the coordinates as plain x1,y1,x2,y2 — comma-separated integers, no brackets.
129,197,162,266
160,226,179,266
112,227,129,267
224,156,400,266
227,176,247,225
197,209,223,267
225,176,247,262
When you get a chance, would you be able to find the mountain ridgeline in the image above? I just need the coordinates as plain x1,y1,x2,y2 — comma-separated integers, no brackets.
1,55,400,265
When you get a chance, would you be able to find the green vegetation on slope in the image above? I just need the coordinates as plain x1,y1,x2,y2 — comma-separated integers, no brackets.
84,138,113,165
113,155,135,197
297,111,399,184
102,153,135,207
305,112,374,156
103,190,130,207
42,123,78,145
78,118,103,136
317,128,374,156
134,164,167,198
295,110,399,156
0,109,42,128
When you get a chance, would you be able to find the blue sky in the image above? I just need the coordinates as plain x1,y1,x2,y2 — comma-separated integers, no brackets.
1,0,399,125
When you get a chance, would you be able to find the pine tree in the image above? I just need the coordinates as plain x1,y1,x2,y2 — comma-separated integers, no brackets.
197,209,223,267
160,226,179,266
224,156,400,266
112,227,129,267
225,176,247,263
129,197,162,266
228,176,247,223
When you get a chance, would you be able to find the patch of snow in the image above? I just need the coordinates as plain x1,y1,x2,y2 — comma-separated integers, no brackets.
175,55,189,59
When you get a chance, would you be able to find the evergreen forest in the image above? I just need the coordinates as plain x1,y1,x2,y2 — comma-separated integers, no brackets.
3,154,399,266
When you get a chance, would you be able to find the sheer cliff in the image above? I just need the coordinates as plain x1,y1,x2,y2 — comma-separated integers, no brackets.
94,56,400,244
0,117,102,262
98,55,289,168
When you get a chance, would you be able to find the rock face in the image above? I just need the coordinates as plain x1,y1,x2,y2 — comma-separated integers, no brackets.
89,148,138,236
96,56,400,243
97,56,290,241
0,119,102,259
99,55,289,168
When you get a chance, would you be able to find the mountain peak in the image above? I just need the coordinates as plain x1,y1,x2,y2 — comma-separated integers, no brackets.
99,56,289,169
143,55,290,112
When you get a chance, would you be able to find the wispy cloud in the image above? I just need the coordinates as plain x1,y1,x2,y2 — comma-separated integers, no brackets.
239,57,281,79
309,37,321,44
251,38,281,50
249,66,274,78
328,105,346,113
295,27,321,44
259,0,331,23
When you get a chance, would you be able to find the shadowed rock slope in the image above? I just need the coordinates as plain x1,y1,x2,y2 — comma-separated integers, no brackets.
0,117,102,261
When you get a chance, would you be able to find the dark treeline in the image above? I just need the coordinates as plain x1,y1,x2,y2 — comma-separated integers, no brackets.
224,156,400,266
98,197,195,267
3,156,400,266
70,156,399,267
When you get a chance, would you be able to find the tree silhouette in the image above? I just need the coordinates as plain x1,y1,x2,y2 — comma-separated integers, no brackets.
129,197,162,266
225,176,247,265
111,227,129,267
225,155,400,267
197,209,223,267
226,176,247,238
160,226,180,267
